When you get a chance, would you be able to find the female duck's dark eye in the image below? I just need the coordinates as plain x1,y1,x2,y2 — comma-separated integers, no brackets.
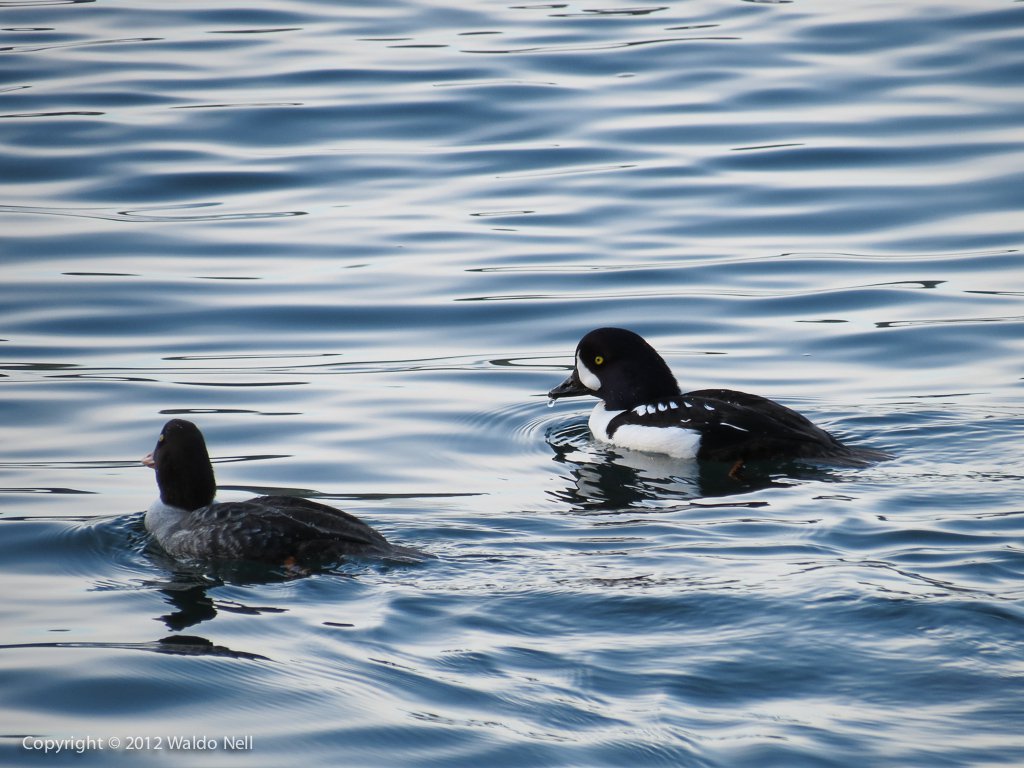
594,355,604,366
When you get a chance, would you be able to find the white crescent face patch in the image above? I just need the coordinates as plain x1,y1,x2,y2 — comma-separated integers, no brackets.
576,352,601,391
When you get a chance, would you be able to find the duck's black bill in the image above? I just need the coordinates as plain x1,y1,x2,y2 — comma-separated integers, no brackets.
548,371,589,400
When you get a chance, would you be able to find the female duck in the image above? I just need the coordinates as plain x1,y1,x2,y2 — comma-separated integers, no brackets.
143,419,420,564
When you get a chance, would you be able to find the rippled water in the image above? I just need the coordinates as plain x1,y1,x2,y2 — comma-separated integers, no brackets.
2,1,1023,766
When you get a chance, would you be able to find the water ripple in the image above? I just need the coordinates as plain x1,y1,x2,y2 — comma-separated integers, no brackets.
0,203,305,222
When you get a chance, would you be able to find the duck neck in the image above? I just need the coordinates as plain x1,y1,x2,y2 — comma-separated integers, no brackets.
145,497,190,540
156,453,216,512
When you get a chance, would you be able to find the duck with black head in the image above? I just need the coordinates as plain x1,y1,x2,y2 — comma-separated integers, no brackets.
548,327,889,475
143,419,423,565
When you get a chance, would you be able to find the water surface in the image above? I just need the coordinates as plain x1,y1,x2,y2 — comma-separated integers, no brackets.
1,1,1023,766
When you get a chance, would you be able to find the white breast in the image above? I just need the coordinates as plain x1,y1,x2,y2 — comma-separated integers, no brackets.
588,403,701,460
145,498,190,545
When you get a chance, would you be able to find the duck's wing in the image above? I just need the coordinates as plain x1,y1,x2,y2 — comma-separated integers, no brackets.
604,388,846,462
683,388,856,462
170,496,393,563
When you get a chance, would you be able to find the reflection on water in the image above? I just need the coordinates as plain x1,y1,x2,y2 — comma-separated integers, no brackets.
157,581,288,634
546,423,872,510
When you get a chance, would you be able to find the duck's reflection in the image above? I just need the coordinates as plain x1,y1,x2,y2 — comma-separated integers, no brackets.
145,550,321,632
158,582,219,631
546,422,843,512
150,634,269,660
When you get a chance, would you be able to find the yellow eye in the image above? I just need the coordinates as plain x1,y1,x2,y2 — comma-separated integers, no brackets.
158,434,165,442
594,355,605,366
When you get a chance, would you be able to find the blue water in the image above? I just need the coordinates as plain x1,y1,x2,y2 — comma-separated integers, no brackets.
2,0,1023,765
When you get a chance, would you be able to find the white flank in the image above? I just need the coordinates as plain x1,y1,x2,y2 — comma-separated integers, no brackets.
612,423,701,458
576,352,601,391
588,403,701,459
